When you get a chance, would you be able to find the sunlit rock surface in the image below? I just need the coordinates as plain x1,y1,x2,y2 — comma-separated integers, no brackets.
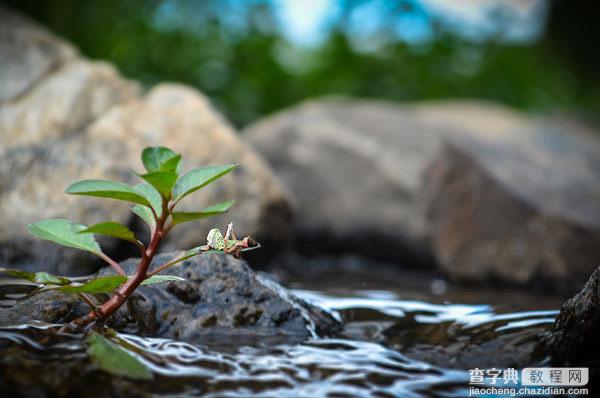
0,6,293,275
0,59,140,147
245,98,600,293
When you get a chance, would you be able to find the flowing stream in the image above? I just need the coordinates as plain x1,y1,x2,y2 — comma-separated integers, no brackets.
0,269,564,398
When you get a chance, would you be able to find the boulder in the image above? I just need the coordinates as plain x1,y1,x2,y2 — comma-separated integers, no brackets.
0,59,140,147
0,5,76,103
244,98,600,292
0,252,340,342
422,145,600,293
418,104,600,293
244,99,436,265
382,312,549,370
0,7,293,275
545,266,600,384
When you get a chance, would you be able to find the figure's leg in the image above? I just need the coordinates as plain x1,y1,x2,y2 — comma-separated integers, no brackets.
224,223,233,251
225,223,233,240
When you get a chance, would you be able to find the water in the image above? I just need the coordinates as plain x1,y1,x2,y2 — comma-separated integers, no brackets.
0,275,561,397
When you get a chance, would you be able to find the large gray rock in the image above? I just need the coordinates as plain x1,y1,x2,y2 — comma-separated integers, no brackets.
0,59,140,147
419,104,600,293
244,99,600,292
0,7,293,275
423,145,600,293
0,252,340,341
0,5,76,103
244,99,437,264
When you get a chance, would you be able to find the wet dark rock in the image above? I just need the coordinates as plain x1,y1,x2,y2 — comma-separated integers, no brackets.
0,325,161,398
382,316,548,370
545,266,600,383
0,252,340,343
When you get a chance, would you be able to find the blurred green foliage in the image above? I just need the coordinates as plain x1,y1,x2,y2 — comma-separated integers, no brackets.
4,0,599,127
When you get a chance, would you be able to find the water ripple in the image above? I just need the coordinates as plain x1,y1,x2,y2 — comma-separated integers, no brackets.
0,288,558,397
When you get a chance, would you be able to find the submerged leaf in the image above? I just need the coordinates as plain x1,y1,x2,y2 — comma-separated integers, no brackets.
66,179,150,206
80,222,138,244
172,164,237,203
171,200,235,226
28,219,102,255
87,332,153,380
59,275,127,294
141,275,185,285
141,147,181,173
0,268,70,285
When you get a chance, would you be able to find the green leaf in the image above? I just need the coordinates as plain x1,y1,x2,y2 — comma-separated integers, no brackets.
28,219,102,255
32,272,68,285
0,268,70,285
132,205,155,230
184,246,221,256
141,147,181,173
87,332,153,380
66,179,150,207
173,164,237,203
139,171,178,199
141,275,185,285
135,183,163,218
59,275,127,294
132,183,162,230
183,246,204,256
162,155,182,174
171,200,235,226
80,222,138,244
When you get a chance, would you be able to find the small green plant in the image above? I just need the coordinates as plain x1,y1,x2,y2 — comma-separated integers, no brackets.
0,146,259,330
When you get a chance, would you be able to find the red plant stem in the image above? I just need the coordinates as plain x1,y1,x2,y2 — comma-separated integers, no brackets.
77,292,98,312
72,202,168,328
146,251,191,277
97,252,126,276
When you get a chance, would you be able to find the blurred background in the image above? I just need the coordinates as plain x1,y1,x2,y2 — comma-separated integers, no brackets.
1,0,599,295
4,0,600,127
1,3,600,393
